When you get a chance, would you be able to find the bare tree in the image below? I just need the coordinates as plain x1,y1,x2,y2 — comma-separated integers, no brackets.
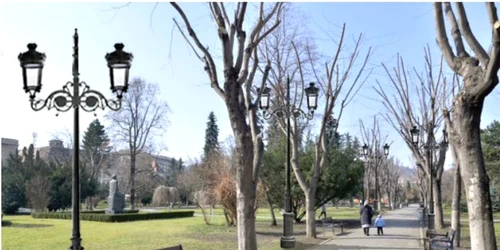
381,157,403,210
433,3,500,248
374,49,447,228
359,116,389,211
25,175,50,212
106,77,169,210
280,24,371,237
170,3,284,249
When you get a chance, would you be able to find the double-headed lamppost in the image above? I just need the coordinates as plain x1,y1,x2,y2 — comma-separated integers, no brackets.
257,77,320,249
409,125,447,231
361,143,389,209
17,29,133,250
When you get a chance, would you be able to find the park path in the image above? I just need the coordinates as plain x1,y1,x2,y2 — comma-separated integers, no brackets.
310,204,424,250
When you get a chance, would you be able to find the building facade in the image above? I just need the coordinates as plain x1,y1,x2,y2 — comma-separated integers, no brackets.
1,138,19,165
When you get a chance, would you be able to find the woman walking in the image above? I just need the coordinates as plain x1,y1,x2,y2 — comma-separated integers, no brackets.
360,201,374,236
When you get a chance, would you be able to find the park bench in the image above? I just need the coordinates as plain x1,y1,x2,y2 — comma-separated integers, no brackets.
429,228,456,250
156,244,183,250
321,217,344,236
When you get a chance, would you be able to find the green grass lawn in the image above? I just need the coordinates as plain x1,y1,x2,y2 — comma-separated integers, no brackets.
162,205,362,220
442,207,500,220
2,213,326,250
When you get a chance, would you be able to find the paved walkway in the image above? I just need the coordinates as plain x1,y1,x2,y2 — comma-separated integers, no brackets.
311,204,424,250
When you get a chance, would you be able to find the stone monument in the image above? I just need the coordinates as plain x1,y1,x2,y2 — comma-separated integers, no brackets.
105,174,125,214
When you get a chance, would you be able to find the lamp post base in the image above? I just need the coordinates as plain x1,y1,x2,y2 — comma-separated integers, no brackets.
428,213,435,230
280,236,296,249
281,212,295,249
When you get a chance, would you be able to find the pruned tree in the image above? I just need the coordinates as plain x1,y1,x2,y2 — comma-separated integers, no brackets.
359,116,390,211
264,16,371,236
106,77,170,210
171,3,284,249
433,3,499,248
381,157,403,210
374,48,447,228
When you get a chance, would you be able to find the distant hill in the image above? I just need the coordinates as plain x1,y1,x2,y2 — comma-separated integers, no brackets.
399,166,415,179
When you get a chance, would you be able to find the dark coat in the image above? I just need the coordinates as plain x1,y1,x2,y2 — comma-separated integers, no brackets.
360,205,374,225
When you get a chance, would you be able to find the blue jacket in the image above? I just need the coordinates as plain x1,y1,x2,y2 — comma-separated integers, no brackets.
375,216,385,227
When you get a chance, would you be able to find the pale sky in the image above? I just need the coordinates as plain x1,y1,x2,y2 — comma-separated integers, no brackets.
1,2,498,168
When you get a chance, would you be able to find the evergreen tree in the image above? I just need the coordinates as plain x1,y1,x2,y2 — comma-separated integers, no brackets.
203,112,220,158
81,119,110,209
82,119,110,178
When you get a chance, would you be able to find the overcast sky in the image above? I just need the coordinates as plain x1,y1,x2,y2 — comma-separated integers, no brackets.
1,2,498,168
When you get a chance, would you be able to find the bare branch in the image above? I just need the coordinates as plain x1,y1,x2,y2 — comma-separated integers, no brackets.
455,3,489,66
444,3,467,56
170,3,225,99
434,3,456,70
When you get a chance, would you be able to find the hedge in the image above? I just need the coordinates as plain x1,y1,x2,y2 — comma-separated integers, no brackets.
32,210,194,222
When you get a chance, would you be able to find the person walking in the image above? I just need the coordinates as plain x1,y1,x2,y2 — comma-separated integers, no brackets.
318,204,327,219
374,214,386,235
360,200,374,236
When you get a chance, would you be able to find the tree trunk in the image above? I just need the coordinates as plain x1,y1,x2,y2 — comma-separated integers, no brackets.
375,174,380,211
224,76,259,250
387,191,392,210
433,178,444,229
129,156,136,210
451,163,462,247
305,191,317,238
454,101,496,250
264,187,277,226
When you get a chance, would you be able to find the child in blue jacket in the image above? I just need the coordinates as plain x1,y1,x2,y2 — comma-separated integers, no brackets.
374,214,385,235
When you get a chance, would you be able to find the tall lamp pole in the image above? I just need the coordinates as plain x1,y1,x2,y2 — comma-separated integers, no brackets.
409,125,446,231
17,29,133,250
257,77,320,249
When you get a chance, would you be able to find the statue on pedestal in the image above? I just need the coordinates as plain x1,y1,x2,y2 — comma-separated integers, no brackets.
105,174,125,214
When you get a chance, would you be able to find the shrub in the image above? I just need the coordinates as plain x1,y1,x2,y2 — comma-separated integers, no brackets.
460,200,468,213
32,210,193,222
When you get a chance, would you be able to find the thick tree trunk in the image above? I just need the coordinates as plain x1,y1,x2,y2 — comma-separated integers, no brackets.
225,76,259,250
451,164,462,247
433,178,444,229
130,156,136,210
235,139,257,250
305,191,317,238
454,101,496,250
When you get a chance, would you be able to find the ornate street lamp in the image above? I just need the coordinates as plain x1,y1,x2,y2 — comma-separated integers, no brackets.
18,43,46,99
383,143,390,156
18,29,133,250
258,77,319,249
362,144,369,157
304,82,319,110
410,125,420,146
256,87,271,110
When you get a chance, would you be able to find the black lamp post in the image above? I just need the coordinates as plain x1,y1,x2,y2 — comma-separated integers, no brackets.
409,125,442,231
361,143,389,210
18,29,133,250
257,77,319,249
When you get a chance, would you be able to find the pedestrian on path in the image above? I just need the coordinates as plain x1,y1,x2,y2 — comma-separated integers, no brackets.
374,214,385,235
318,204,327,219
360,201,374,236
